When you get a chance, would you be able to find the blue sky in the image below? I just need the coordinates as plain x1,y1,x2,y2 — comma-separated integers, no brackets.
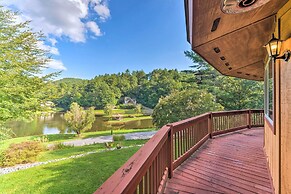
3,0,192,79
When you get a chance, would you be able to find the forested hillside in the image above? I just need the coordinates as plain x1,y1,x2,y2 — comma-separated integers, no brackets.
49,51,264,113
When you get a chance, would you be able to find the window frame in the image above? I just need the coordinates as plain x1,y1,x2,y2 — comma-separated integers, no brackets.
264,57,274,127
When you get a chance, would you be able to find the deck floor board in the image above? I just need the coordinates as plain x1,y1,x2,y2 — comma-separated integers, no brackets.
165,128,273,194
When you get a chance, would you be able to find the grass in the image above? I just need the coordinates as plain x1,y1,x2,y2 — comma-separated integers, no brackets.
37,139,147,162
0,146,141,194
94,108,136,116
103,113,144,118
0,128,155,152
107,116,152,124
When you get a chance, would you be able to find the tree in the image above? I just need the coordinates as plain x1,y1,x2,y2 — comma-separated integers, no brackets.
184,50,264,110
152,90,223,128
0,7,54,139
133,69,186,108
104,104,114,116
215,76,264,110
81,81,120,109
135,104,142,114
64,103,96,135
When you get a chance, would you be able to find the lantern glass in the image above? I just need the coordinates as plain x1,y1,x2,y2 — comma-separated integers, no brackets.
265,34,283,57
270,40,278,56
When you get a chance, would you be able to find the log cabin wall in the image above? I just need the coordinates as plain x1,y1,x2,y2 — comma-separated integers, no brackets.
264,2,291,193
280,37,291,194
264,67,280,194
278,8,291,191
183,1,291,192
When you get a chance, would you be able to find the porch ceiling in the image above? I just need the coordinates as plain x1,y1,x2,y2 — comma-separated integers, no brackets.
185,0,288,81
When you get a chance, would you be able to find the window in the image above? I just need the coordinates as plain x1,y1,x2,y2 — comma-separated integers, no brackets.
264,58,274,122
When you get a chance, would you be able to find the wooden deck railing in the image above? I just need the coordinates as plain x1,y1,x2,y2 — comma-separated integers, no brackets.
95,109,264,194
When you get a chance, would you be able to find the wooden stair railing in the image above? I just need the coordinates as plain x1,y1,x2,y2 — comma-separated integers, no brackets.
95,109,264,194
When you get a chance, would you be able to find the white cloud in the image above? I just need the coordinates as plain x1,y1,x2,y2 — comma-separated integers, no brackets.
46,59,67,70
86,21,102,36
94,3,110,21
48,38,58,46
3,0,111,72
37,41,60,56
3,0,111,42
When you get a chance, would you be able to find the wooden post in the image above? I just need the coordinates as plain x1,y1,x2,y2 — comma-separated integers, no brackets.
167,125,173,178
208,113,213,138
248,109,252,129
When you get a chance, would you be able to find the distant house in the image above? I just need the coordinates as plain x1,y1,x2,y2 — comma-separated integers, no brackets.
123,97,136,105
40,101,55,108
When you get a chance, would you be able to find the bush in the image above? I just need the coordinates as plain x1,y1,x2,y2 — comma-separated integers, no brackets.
118,104,136,109
113,135,125,142
55,143,74,150
152,90,224,128
0,152,5,166
0,126,15,141
34,135,49,143
135,104,142,114
1,141,43,167
104,104,114,116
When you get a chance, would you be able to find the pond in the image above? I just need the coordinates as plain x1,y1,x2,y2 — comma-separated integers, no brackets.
7,113,154,137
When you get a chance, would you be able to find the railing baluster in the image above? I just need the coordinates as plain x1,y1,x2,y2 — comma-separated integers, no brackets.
145,171,148,194
168,127,173,178
139,178,143,194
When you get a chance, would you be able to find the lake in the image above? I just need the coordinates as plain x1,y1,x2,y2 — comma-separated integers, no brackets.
7,113,154,137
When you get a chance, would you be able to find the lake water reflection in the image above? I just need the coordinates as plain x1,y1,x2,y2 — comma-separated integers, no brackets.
8,113,154,137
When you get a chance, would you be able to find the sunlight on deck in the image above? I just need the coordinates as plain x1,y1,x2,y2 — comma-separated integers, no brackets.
165,128,273,194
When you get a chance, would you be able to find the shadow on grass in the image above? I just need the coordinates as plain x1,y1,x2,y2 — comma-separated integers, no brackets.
37,148,139,194
38,139,147,162
0,147,140,194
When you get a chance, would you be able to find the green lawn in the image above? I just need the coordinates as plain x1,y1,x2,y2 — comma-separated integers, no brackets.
0,128,154,152
107,116,152,124
0,147,140,194
37,139,147,162
94,108,136,116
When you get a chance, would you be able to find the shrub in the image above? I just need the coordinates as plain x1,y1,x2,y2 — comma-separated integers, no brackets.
119,104,136,109
135,104,142,114
1,141,43,167
113,135,125,142
104,104,114,116
104,142,114,149
34,135,49,143
0,126,15,141
0,152,5,166
153,90,224,128
55,143,74,150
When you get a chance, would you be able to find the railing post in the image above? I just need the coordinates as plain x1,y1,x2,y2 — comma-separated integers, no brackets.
167,124,173,178
208,113,213,138
248,109,252,129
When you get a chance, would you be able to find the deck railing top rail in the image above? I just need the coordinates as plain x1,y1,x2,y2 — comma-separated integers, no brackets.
95,109,264,194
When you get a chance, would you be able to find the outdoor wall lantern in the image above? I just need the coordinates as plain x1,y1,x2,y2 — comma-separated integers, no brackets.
264,34,291,62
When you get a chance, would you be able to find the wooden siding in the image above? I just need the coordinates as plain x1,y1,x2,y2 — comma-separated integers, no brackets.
264,120,279,194
263,3,291,194
165,128,274,194
184,0,288,81
279,37,291,194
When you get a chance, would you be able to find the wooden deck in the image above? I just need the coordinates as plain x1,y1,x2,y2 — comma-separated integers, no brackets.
165,127,273,194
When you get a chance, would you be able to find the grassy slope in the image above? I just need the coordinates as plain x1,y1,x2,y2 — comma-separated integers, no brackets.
95,109,136,116
0,128,154,152
37,139,147,162
107,116,152,124
0,147,140,194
